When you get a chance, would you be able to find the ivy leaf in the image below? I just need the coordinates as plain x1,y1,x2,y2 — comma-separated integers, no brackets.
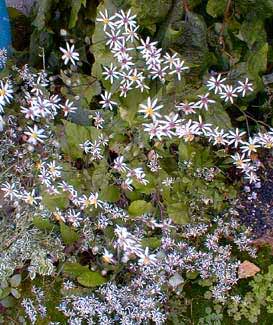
128,200,153,217
206,0,227,18
63,262,89,277
60,222,80,245
77,271,107,287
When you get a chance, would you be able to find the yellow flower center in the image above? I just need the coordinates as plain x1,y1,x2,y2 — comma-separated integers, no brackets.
103,18,110,24
145,106,154,117
0,89,6,97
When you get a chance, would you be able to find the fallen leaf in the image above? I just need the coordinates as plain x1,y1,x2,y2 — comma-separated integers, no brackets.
238,260,260,279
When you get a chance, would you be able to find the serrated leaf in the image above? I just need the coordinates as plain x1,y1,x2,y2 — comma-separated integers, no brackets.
0,288,11,300
77,271,107,287
248,43,268,77
167,203,189,224
128,200,153,217
100,185,120,202
33,216,56,232
42,191,69,212
60,222,80,245
204,102,232,128
141,237,161,249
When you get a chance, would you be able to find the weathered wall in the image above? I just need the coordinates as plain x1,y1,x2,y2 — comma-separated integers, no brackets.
5,0,35,15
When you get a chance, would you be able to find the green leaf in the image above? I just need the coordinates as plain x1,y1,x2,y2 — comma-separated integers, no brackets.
204,102,232,128
0,288,11,300
128,200,153,217
10,288,21,299
206,0,227,18
238,19,265,47
141,237,161,249
9,274,21,288
42,191,70,212
100,185,120,202
247,43,268,78
60,222,80,245
62,120,98,159
69,0,86,29
32,0,52,31
33,216,56,232
77,271,107,287
167,203,189,224
63,262,89,277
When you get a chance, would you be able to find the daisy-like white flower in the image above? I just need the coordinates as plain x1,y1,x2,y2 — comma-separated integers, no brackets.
60,99,77,117
59,42,79,66
96,9,116,31
99,91,117,110
105,29,123,49
169,60,189,80
113,156,127,173
79,192,102,210
240,137,260,156
244,171,260,184
123,25,139,42
102,63,120,84
160,113,183,137
114,9,137,31
206,74,226,94
192,115,212,135
176,119,198,141
24,124,47,145
230,152,251,169
209,127,229,146
0,115,5,131
162,177,175,187
176,101,196,115
236,78,253,97
138,247,157,266
102,249,115,264
22,189,41,205
227,128,246,148
1,182,19,200
163,52,180,69
220,85,238,103
195,93,215,111
139,96,163,119
0,80,13,106
143,121,164,140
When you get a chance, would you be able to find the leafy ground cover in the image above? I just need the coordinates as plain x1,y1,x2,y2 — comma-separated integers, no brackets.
0,0,273,323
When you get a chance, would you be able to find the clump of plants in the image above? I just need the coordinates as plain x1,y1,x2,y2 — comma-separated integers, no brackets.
0,0,273,323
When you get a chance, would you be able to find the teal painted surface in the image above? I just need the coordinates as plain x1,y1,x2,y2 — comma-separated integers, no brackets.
0,0,11,52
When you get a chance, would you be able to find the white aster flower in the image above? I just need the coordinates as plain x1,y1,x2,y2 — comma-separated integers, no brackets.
59,42,79,66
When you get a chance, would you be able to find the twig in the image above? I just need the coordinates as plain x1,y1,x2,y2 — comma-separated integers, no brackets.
182,0,190,13
219,0,233,48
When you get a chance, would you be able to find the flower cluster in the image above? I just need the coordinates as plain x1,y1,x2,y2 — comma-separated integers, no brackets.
97,9,189,98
